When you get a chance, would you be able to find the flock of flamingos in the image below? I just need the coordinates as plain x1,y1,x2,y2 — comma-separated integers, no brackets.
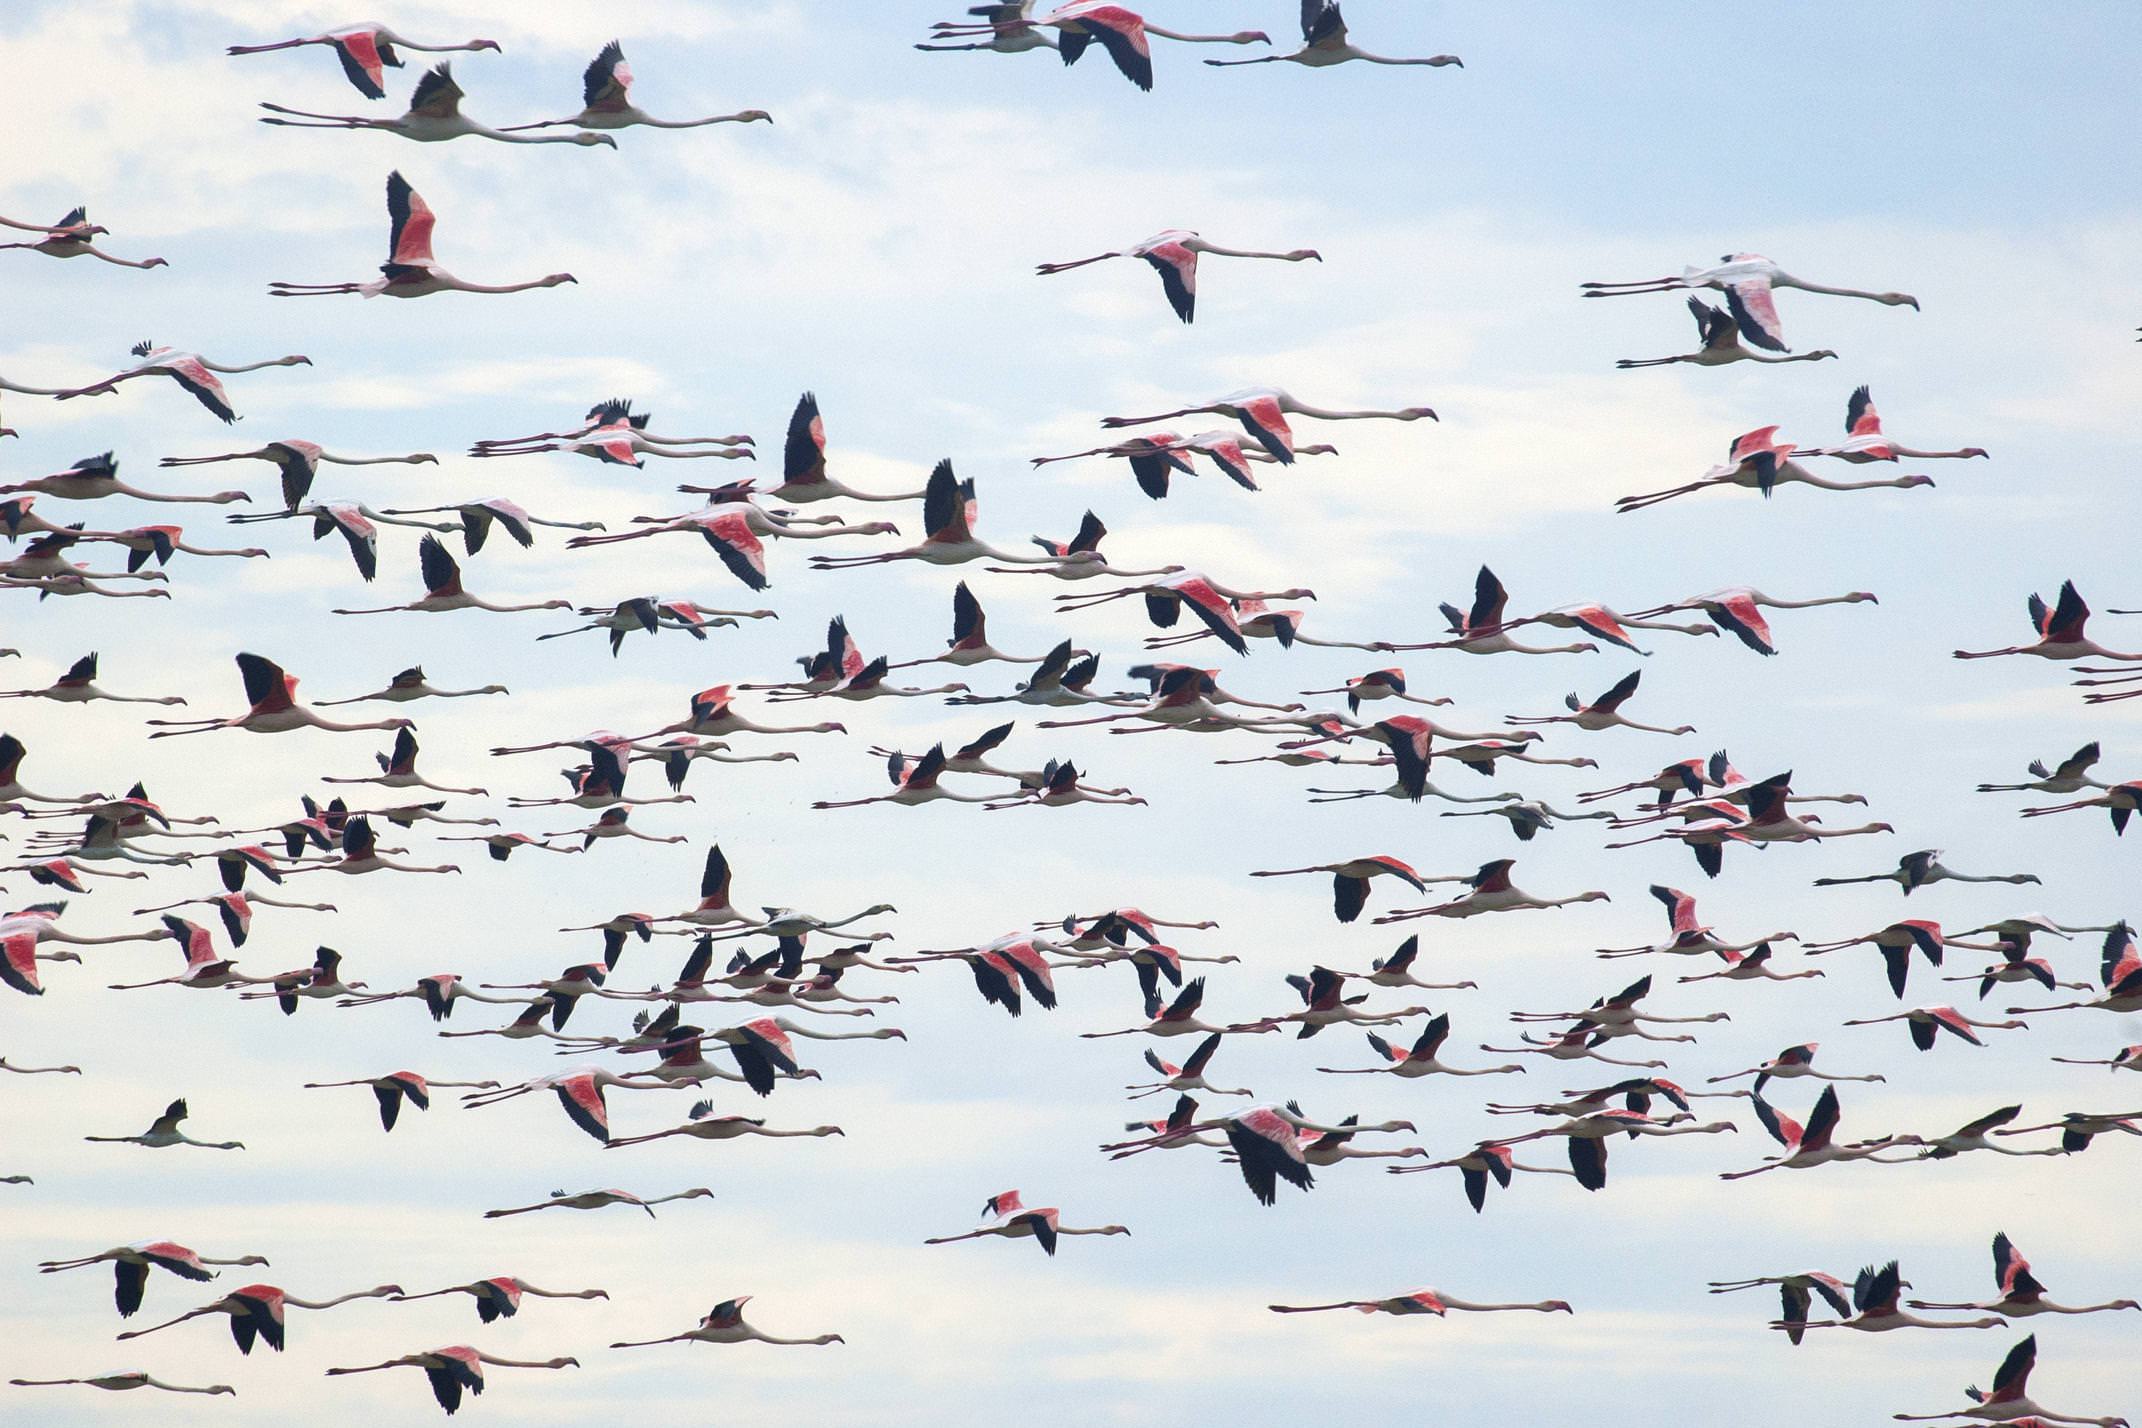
1,4,2137,1422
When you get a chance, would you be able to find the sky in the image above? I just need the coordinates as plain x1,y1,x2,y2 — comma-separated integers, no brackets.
2,1,2140,1423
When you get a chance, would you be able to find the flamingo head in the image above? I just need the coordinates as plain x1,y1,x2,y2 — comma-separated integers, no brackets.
1289,249,1323,262
572,132,621,149
738,110,773,123
1901,475,1936,489
1846,592,1879,604
1230,30,1271,43
1397,406,1439,422
471,39,504,51
1877,293,1919,309
541,274,578,287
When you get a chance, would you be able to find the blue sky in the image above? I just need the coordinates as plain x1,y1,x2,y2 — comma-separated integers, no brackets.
1,3,2139,1424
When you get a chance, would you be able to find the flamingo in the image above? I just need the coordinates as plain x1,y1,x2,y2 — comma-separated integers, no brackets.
2020,780,2142,832
1269,1288,1567,1317
1057,571,1317,656
37,1242,270,1318
930,4,1270,90
378,497,605,554
1316,1016,1522,1078
56,343,310,423
462,1067,688,1145
742,394,920,504
1892,1334,2131,1426
321,727,484,797
161,439,436,509
1816,849,2042,894
504,41,769,132
482,1187,714,1219
302,1071,501,1132
1955,581,2142,661
1977,743,2110,795
1487,1108,1736,1190
1681,938,1818,984
1375,859,1610,923
1382,566,1601,656
1213,1,1461,68
83,1099,243,1151
272,172,574,300
1992,1111,2142,1155
8,1373,234,1396
79,524,268,568
325,1347,579,1414
890,582,1053,668
338,972,541,1020
1718,1087,1903,1179
917,3,1059,54
1357,934,1477,992
332,536,573,616
1793,386,1988,463
1298,667,1452,716
317,665,507,706
147,654,412,738
1036,229,1319,323
1584,252,1919,337
1801,920,1972,998
1707,1271,1853,1345
991,509,1180,580
807,460,1048,571
1841,1005,2028,1052
606,1099,843,1148
1102,385,1434,463
700,1017,906,1096
477,397,754,466
610,1296,843,1349
104,914,280,993
226,500,452,580
1385,1141,1575,1212
1617,425,1932,511
1879,1106,2066,1163
1125,1032,1253,1098
2003,924,2142,1016
227,23,499,97
1119,1104,1359,1203
1596,885,1800,961
1079,976,1278,1040
1708,1043,1884,1094
258,63,619,146
1614,296,1838,369
812,746,1002,810
1510,670,1695,737
2050,1044,2142,1073
234,944,364,1009
0,451,248,506
569,500,893,590
1909,1235,2140,1319
1248,853,1452,923
390,1279,609,1323
0,733,101,804
924,1190,1131,1255
0,206,165,268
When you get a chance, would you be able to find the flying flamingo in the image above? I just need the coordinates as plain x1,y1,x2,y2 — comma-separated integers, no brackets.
8,1373,234,1397
1708,1043,1884,1095
462,1067,687,1145
1510,670,1695,736
0,206,166,268
332,536,573,616
1381,566,1600,656
2020,780,2142,832
1102,385,1434,463
1079,976,1278,1040
324,1346,579,1414
258,63,619,146
699,1017,906,1096
1992,1110,2142,1154
271,172,576,299
226,500,453,580
390,1278,609,1324
377,497,604,554
1596,884,1800,961
1375,859,1610,923
1978,744,2109,794
227,23,499,98
889,582,1052,668
1801,920,1973,998
37,1242,270,1318
114,1278,403,1352
317,665,508,706
476,397,754,466
1614,296,1838,370
742,392,917,502
1947,935,2101,999
322,727,484,797
1316,1016,1523,1078
606,1099,843,1148
1124,1033,1253,1098
1269,1288,1568,1317
1793,386,1988,463
1816,849,2042,894
0,733,102,804
807,459,1049,571
1891,1334,2131,1426
1584,252,1919,338
302,1071,502,1132
1616,425,1931,512
1955,581,2142,661
1909,1235,2140,1319
923,1189,1131,1255
482,1187,715,1219
930,5,1270,90
1036,229,1319,323
1486,1107,1737,1190
1385,1141,1575,1212
2050,1044,2142,1073
1840,1005,2028,1052
917,3,1059,54
1707,1271,1852,1345
1877,1106,2066,1163
1057,571,1316,656
812,746,1002,810
503,41,770,132
0,451,248,506
147,654,411,738
1249,853,1451,922
1211,2,1460,69
2002,924,2142,1016
83,1099,243,1151
56,343,311,423
161,439,436,509
610,1296,843,1349
1718,1087,1902,1180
